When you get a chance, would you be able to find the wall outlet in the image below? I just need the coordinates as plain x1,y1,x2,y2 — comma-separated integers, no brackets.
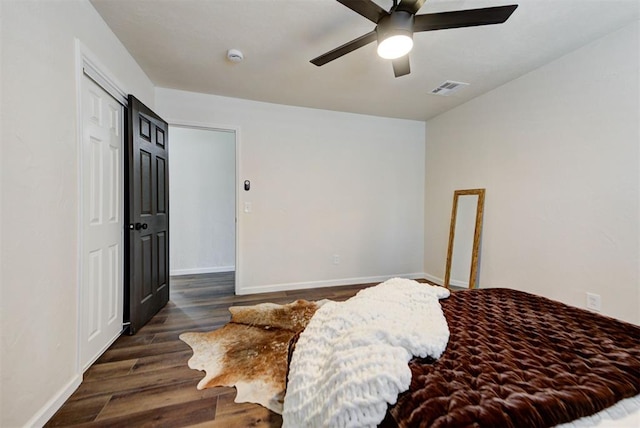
586,292,601,312
332,254,340,265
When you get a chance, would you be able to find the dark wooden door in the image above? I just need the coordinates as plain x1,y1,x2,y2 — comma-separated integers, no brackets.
125,95,169,334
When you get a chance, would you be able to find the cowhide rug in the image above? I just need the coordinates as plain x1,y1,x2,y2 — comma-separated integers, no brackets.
179,299,327,414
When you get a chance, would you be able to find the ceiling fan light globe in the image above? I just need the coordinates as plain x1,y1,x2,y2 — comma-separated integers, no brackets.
377,34,413,59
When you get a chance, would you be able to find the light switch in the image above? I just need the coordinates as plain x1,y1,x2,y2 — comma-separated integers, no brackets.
244,202,252,213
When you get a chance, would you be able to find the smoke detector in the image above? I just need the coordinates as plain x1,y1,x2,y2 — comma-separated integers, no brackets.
227,49,244,63
430,80,469,96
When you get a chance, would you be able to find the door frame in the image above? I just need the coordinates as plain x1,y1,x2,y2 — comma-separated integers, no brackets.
166,120,241,291
74,40,128,374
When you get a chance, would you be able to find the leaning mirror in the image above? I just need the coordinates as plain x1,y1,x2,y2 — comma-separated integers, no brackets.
444,189,485,289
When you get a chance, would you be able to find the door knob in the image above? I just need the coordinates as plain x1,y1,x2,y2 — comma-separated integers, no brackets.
129,222,148,230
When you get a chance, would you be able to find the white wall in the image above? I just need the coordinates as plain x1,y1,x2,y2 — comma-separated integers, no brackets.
0,1,154,426
156,89,426,294
424,21,639,324
169,126,236,275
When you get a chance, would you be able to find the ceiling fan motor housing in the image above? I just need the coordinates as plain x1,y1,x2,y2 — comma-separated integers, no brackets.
377,11,415,43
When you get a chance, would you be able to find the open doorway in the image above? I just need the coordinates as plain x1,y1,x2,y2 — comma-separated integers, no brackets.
168,126,237,284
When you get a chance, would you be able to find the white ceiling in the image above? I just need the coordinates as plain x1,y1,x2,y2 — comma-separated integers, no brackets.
90,0,639,121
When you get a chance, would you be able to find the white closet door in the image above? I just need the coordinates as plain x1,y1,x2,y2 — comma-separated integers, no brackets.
80,75,124,371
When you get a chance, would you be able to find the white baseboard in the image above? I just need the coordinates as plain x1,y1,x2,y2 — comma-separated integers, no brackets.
27,373,82,427
170,266,235,276
236,272,426,295
423,273,470,288
449,278,470,288
423,273,444,286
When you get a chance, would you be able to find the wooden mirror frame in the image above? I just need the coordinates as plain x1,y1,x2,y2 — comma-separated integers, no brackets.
444,188,486,289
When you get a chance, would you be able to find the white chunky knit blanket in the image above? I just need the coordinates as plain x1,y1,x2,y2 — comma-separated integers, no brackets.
282,278,450,428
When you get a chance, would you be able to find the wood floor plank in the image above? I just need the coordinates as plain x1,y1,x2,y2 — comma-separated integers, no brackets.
96,333,156,355
83,359,137,382
95,339,191,364
95,380,219,420
212,390,283,427
46,272,381,426
74,365,203,400
45,395,111,426
74,397,218,428
129,350,195,375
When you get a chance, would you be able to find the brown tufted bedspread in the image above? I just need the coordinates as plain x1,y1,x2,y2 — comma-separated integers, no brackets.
387,288,640,428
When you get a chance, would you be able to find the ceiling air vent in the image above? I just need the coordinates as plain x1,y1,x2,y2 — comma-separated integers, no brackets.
430,80,469,96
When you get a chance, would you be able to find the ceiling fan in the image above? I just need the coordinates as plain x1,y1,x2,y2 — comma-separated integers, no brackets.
311,0,518,77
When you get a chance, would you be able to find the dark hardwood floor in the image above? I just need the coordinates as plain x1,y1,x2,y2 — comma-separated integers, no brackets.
46,272,388,427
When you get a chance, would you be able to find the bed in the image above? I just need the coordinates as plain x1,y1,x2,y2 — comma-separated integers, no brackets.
384,287,640,427
181,280,640,427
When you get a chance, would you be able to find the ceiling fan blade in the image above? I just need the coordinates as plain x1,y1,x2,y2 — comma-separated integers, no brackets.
395,0,427,14
311,31,377,66
337,0,388,23
392,55,411,77
414,5,518,32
